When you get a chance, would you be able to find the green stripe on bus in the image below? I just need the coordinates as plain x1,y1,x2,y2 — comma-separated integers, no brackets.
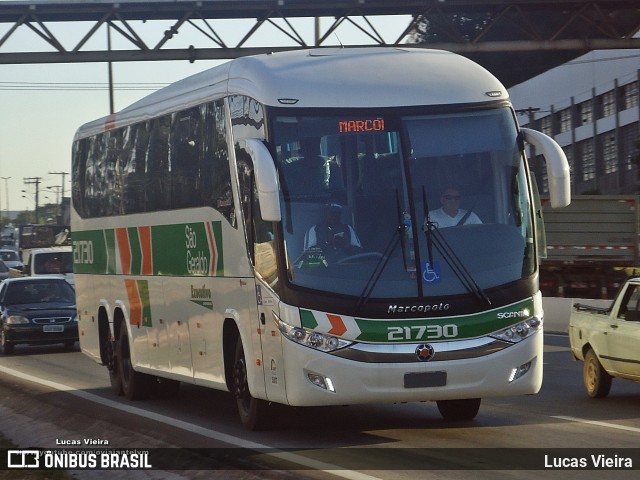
105,229,116,274
300,298,535,343
138,280,153,327
73,221,224,277
354,299,535,342
300,309,319,329
72,229,112,274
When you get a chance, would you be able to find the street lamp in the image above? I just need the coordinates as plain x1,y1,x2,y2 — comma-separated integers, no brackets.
21,190,39,224
1,176,10,228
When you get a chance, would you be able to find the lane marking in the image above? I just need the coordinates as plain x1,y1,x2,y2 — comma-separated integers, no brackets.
0,364,381,480
552,415,640,434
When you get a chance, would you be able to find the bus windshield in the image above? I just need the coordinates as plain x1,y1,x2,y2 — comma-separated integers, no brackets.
274,107,534,300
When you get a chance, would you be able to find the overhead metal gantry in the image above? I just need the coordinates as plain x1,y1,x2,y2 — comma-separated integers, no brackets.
0,0,639,86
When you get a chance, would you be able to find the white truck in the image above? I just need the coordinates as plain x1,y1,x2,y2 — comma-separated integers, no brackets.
569,276,640,397
9,246,74,286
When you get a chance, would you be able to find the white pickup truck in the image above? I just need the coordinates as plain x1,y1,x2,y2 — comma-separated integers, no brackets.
569,276,640,398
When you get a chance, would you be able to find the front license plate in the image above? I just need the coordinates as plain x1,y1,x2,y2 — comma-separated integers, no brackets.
404,371,447,388
43,325,64,333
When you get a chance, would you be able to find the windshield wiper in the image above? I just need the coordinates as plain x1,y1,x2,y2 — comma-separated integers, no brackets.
356,190,404,312
422,187,435,268
421,193,491,307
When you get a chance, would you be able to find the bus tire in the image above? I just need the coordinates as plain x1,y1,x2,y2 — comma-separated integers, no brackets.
436,398,481,421
106,336,123,396
583,348,612,398
117,325,151,401
232,337,271,431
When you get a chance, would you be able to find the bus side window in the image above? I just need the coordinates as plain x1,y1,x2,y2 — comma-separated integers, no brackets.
121,124,146,215
146,116,171,211
169,108,201,209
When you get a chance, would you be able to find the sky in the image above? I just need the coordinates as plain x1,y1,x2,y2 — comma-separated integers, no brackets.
0,5,638,216
0,11,417,215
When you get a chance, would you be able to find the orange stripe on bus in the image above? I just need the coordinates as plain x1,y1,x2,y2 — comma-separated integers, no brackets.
139,226,152,275
116,228,132,275
206,222,216,275
125,279,142,327
327,314,347,336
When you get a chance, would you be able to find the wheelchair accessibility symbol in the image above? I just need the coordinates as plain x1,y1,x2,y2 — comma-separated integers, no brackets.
422,261,442,283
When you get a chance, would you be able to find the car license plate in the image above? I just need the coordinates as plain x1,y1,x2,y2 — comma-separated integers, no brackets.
43,325,64,333
404,371,447,388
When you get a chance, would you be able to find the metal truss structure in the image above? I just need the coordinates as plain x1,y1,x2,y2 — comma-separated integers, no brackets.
0,0,639,86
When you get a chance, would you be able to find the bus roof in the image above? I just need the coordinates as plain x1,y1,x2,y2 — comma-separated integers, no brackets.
75,47,509,138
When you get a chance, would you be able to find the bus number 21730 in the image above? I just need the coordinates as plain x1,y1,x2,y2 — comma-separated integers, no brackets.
387,324,458,341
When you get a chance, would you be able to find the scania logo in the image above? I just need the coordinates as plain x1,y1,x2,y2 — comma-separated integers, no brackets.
415,344,435,362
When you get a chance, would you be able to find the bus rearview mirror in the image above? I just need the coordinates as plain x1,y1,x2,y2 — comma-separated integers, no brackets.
521,128,571,209
242,138,282,222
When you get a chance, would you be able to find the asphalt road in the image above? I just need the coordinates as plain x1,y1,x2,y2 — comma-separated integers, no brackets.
0,334,638,480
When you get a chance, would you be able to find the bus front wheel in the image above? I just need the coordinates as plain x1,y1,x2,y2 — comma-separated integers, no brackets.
436,398,481,421
232,338,271,431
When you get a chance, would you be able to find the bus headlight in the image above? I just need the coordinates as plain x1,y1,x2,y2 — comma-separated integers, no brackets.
276,317,353,352
509,361,532,382
490,317,542,343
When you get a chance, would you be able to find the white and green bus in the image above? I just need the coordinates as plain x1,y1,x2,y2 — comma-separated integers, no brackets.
72,47,570,430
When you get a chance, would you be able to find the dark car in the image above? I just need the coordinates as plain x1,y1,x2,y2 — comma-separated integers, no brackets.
0,276,78,354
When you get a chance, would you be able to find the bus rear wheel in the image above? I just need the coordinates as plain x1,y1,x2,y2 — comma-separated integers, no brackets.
106,336,123,395
436,398,481,421
232,338,271,431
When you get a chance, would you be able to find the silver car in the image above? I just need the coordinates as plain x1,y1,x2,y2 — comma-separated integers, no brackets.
0,249,23,272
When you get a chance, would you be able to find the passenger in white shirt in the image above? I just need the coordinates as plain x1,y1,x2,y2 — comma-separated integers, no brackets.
428,187,482,228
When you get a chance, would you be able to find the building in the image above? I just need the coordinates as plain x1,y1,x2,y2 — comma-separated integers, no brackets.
509,50,640,195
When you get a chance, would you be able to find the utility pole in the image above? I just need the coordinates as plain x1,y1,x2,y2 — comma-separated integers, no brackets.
107,23,115,114
48,171,69,200
49,171,69,224
23,177,42,224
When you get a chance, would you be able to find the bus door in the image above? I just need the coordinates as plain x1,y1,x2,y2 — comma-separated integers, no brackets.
254,282,287,404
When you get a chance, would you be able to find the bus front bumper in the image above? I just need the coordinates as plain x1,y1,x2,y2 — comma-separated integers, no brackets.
278,330,543,406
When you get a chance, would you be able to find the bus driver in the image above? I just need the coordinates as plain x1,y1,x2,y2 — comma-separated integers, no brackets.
303,202,362,255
